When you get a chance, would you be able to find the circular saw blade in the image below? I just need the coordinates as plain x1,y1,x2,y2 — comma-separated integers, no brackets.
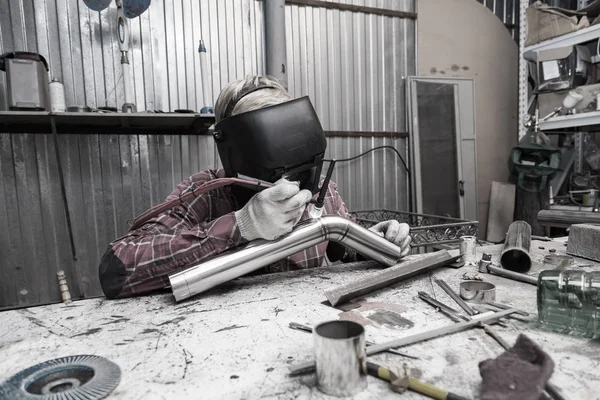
0,355,121,400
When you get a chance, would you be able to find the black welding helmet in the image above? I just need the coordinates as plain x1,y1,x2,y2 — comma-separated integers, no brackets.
214,95,327,194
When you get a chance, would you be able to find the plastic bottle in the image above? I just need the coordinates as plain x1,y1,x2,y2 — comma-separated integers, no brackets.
49,78,66,112
537,270,600,338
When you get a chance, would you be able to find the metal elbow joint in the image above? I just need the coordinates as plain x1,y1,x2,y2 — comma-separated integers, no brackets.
168,216,402,302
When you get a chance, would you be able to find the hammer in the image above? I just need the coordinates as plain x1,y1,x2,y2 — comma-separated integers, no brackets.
478,253,538,286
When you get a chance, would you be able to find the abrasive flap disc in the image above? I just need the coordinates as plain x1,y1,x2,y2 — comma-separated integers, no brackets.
0,355,121,400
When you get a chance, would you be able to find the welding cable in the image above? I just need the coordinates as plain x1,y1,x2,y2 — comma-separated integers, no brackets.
324,145,409,172
366,362,468,400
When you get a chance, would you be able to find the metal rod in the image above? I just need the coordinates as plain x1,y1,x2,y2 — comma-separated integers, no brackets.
501,221,532,273
288,308,518,375
482,325,510,349
485,301,529,316
169,216,402,302
288,322,418,359
325,251,457,306
434,279,477,316
487,265,538,286
538,209,600,228
418,291,461,315
417,291,467,322
51,117,77,261
264,0,287,89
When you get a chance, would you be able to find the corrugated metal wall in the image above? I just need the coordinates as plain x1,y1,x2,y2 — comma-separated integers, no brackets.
476,0,519,40
286,0,414,211
0,0,416,309
0,0,266,111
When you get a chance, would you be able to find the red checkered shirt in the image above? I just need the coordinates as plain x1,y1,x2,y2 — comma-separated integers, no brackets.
98,169,357,298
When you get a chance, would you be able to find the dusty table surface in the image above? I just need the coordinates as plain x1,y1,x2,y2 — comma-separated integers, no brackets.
1,239,599,399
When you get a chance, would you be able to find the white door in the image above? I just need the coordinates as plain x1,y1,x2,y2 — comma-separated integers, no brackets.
407,77,478,221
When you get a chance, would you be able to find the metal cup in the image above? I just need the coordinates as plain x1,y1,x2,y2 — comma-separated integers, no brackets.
459,236,477,264
313,320,367,397
459,281,496,303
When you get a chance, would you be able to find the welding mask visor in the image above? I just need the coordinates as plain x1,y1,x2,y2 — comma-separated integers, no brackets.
214,96,327,194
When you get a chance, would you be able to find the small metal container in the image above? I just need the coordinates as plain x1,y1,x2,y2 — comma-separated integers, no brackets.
459,236,477,264
313,320,367,397
478,253,492,273
460,281,496,303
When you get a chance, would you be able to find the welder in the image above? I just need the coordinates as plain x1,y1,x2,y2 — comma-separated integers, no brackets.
98,75,411,299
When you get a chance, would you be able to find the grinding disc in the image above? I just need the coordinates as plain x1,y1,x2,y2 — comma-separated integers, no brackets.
0,355,121,400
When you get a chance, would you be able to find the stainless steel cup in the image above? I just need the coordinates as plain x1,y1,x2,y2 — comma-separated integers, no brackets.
459,236,477,264
313,320,367,397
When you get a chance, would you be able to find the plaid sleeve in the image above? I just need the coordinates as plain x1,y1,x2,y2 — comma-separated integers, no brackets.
99,171,245,299
323,180,358,262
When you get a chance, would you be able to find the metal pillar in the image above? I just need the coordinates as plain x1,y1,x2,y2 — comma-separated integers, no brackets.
518,0,528,140
264,0,288,89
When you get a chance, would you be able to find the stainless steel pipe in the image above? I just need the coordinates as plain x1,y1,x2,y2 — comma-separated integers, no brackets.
538,209,600,228
168,216,403,302
501,221,532,273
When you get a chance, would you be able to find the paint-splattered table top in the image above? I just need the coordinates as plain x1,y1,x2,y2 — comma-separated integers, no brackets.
1,239,598,399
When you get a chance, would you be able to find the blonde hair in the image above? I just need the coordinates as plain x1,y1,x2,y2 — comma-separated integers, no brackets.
215,75,292,123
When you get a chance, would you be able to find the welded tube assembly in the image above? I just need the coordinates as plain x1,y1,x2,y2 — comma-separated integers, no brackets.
169,216,403,302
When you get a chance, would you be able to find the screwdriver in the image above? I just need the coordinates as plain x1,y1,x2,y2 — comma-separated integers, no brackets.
366,361,469,400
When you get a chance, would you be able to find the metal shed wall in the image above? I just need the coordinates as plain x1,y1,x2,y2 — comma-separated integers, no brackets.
0,0,415,309
286,0,414,212
476,0,519,40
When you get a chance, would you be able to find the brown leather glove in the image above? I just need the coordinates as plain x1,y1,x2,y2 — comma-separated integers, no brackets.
479,334,554,400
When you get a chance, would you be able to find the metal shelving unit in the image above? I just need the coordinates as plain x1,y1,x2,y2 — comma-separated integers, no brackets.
523,23,600,58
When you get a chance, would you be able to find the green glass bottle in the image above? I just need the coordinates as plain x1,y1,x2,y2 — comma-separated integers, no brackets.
538,270,600,338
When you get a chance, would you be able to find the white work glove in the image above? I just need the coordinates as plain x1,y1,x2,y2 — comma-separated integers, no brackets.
369,220,411,257
235,179,313,241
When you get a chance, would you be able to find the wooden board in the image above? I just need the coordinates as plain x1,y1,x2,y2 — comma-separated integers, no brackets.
486,182,516,242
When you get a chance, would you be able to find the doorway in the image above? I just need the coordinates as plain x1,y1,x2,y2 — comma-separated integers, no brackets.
407,77,477,221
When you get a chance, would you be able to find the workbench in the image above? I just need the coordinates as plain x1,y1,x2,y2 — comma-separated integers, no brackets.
1,239,598,399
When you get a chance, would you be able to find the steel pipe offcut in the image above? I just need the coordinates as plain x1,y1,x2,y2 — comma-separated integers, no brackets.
168,216,403,302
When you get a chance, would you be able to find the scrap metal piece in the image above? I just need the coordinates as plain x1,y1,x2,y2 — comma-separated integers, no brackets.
544,255,574,268
501,221,532,273
288,308,519,376
324,251,458,306
460,281,496,303
462,273,484,281
0,355,121,400
434,278,477,316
